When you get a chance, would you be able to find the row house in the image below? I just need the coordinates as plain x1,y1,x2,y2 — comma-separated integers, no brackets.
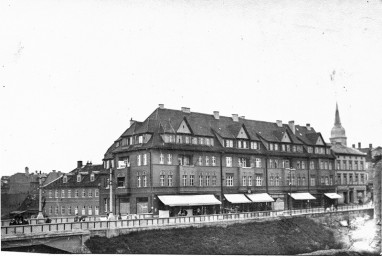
102,105,337,216
43,161,107,217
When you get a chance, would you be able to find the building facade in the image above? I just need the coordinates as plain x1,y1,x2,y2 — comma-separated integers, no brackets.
329,104,367,204
43,161,107,217
102,105,337,216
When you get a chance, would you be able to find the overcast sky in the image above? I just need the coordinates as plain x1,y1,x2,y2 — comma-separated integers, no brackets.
1,0,382,177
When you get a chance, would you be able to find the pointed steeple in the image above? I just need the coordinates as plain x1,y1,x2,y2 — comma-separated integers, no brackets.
334,102,341,125
330,102,347,146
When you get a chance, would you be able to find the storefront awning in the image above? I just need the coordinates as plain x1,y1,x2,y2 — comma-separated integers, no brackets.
245,193,275,203
324,193,342,199
224,194,251,204
158,194,222,207
289,193,316,200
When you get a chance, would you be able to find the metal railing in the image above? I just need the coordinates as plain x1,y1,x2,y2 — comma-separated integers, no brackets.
1,204,372,237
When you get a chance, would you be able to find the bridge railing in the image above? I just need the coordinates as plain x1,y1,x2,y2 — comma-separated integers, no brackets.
1,204,372,237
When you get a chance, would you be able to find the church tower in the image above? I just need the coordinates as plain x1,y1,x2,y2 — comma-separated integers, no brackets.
330,103,347,146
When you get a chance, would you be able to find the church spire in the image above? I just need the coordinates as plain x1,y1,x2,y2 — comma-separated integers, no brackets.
334,102,341,125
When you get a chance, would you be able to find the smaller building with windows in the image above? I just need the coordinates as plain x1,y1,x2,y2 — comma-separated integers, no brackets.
43,161,107,217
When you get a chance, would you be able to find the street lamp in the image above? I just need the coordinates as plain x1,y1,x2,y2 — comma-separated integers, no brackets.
108,168,115,220
285,168,296,215
36,171,45,220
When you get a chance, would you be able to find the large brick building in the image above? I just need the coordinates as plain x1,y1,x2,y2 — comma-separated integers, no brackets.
43,161,107,217
102,105,337,216
329,104,367,204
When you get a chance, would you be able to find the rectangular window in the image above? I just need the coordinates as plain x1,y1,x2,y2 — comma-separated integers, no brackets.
143,175,147,187
301,161,306,169
117,177,125,187
212,175,217,186
95,189,99,197
275,144,279,151
255,158,262,168
308,147,313,153
226,157,232,167
143,154,147,165
137,155,141,166
325,176,329,185
192,137,197,144
199,175,203,186
68,206,72,215
137,176,141,187
168,175,173,186
291,175,295,185
160,175,165,186
329,176,333,185
206,176,210,186
226,174,233,186
182,175,187,186
88,205,93,215
225,140,233,148
138,135,143,144
302,177,306,186
361,174,365,184
49,206,53,215
63,176,67,183
67,190,71,198
198,156,203,166
281,144,285,151
75,189,79,197
167,154,172,164
250,141,258,149
270,176,275,186
248,176,252,186
88,189,93,197
256,175,262,186
349,174,353,185
49,190,52,198
238,140,242,148
238,157,249,167
55,190,58,198
77,175,81,182
296,161,301,169
185,136,190,144
212,156,216,166
160,153,164,164
275,176,280,186
82,206,86,215
310,176,316,186
190,175,194,186
90,173,95,181
242,176,246,186
205,156,210,166
199,137,204,145
95,206,99,215
286,144,291,151
270,143,274,151
243,141,247,148
104,199,108,212
176,135,183,144
61,206,65,215
310,161,315,169
55,206,59,215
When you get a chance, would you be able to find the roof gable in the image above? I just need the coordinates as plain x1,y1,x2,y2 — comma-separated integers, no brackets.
177,119,192,134
316,135,324,145
281,132,291,143
237,126,249,139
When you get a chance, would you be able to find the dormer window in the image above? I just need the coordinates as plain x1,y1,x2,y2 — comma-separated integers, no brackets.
116,141,120,147
90,173,95,182
138,135,143,144
77,174,81,182
63,176,67,183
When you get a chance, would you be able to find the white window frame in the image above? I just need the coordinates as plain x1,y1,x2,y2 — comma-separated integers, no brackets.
137,155,141,166
182,175,187,186
206,175,210,186
143,154,147,165
90,173,95,182
160,175,165,186
248,176,252,186
226,157,232,167
160,153,164,164
212,156,216,166
256,176,262,186
190,175,194,186
168,175,173,186
205,156,210,166
226,175,233,186
242,176,246,186
199,175,203,186
61,190,65,198
167,154,172,164
77,175,81,182
95,189,99,197
63,176,67,183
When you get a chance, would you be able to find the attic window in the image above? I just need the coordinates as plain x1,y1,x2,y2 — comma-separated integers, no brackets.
116,141,120,147
138,135,143,144
77,174,81,182
90,173,95,182
63,176,67,183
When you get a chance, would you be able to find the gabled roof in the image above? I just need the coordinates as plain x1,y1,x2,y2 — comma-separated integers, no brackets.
105,107,327,156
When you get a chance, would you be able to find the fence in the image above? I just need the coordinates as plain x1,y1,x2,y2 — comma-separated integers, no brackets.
1,204,372,237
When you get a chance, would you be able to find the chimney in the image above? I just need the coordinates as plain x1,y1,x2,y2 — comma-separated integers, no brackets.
369,143,373,149
358,142,361,149
77,161,83,168
232,114,239,122
130,118,135,126
52,170,56,173
25,167,29,175
352,144,355,148
288,121,295,134
213,111,219,119
158,104,164,109
240,116,245,119
276,120,283,127
181,107,190,113
306,123,311,131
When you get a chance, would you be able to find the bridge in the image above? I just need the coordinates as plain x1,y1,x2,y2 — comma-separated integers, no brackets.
1,204,374,253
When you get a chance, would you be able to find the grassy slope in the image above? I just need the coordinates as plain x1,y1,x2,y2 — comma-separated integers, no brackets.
85,217,343,255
